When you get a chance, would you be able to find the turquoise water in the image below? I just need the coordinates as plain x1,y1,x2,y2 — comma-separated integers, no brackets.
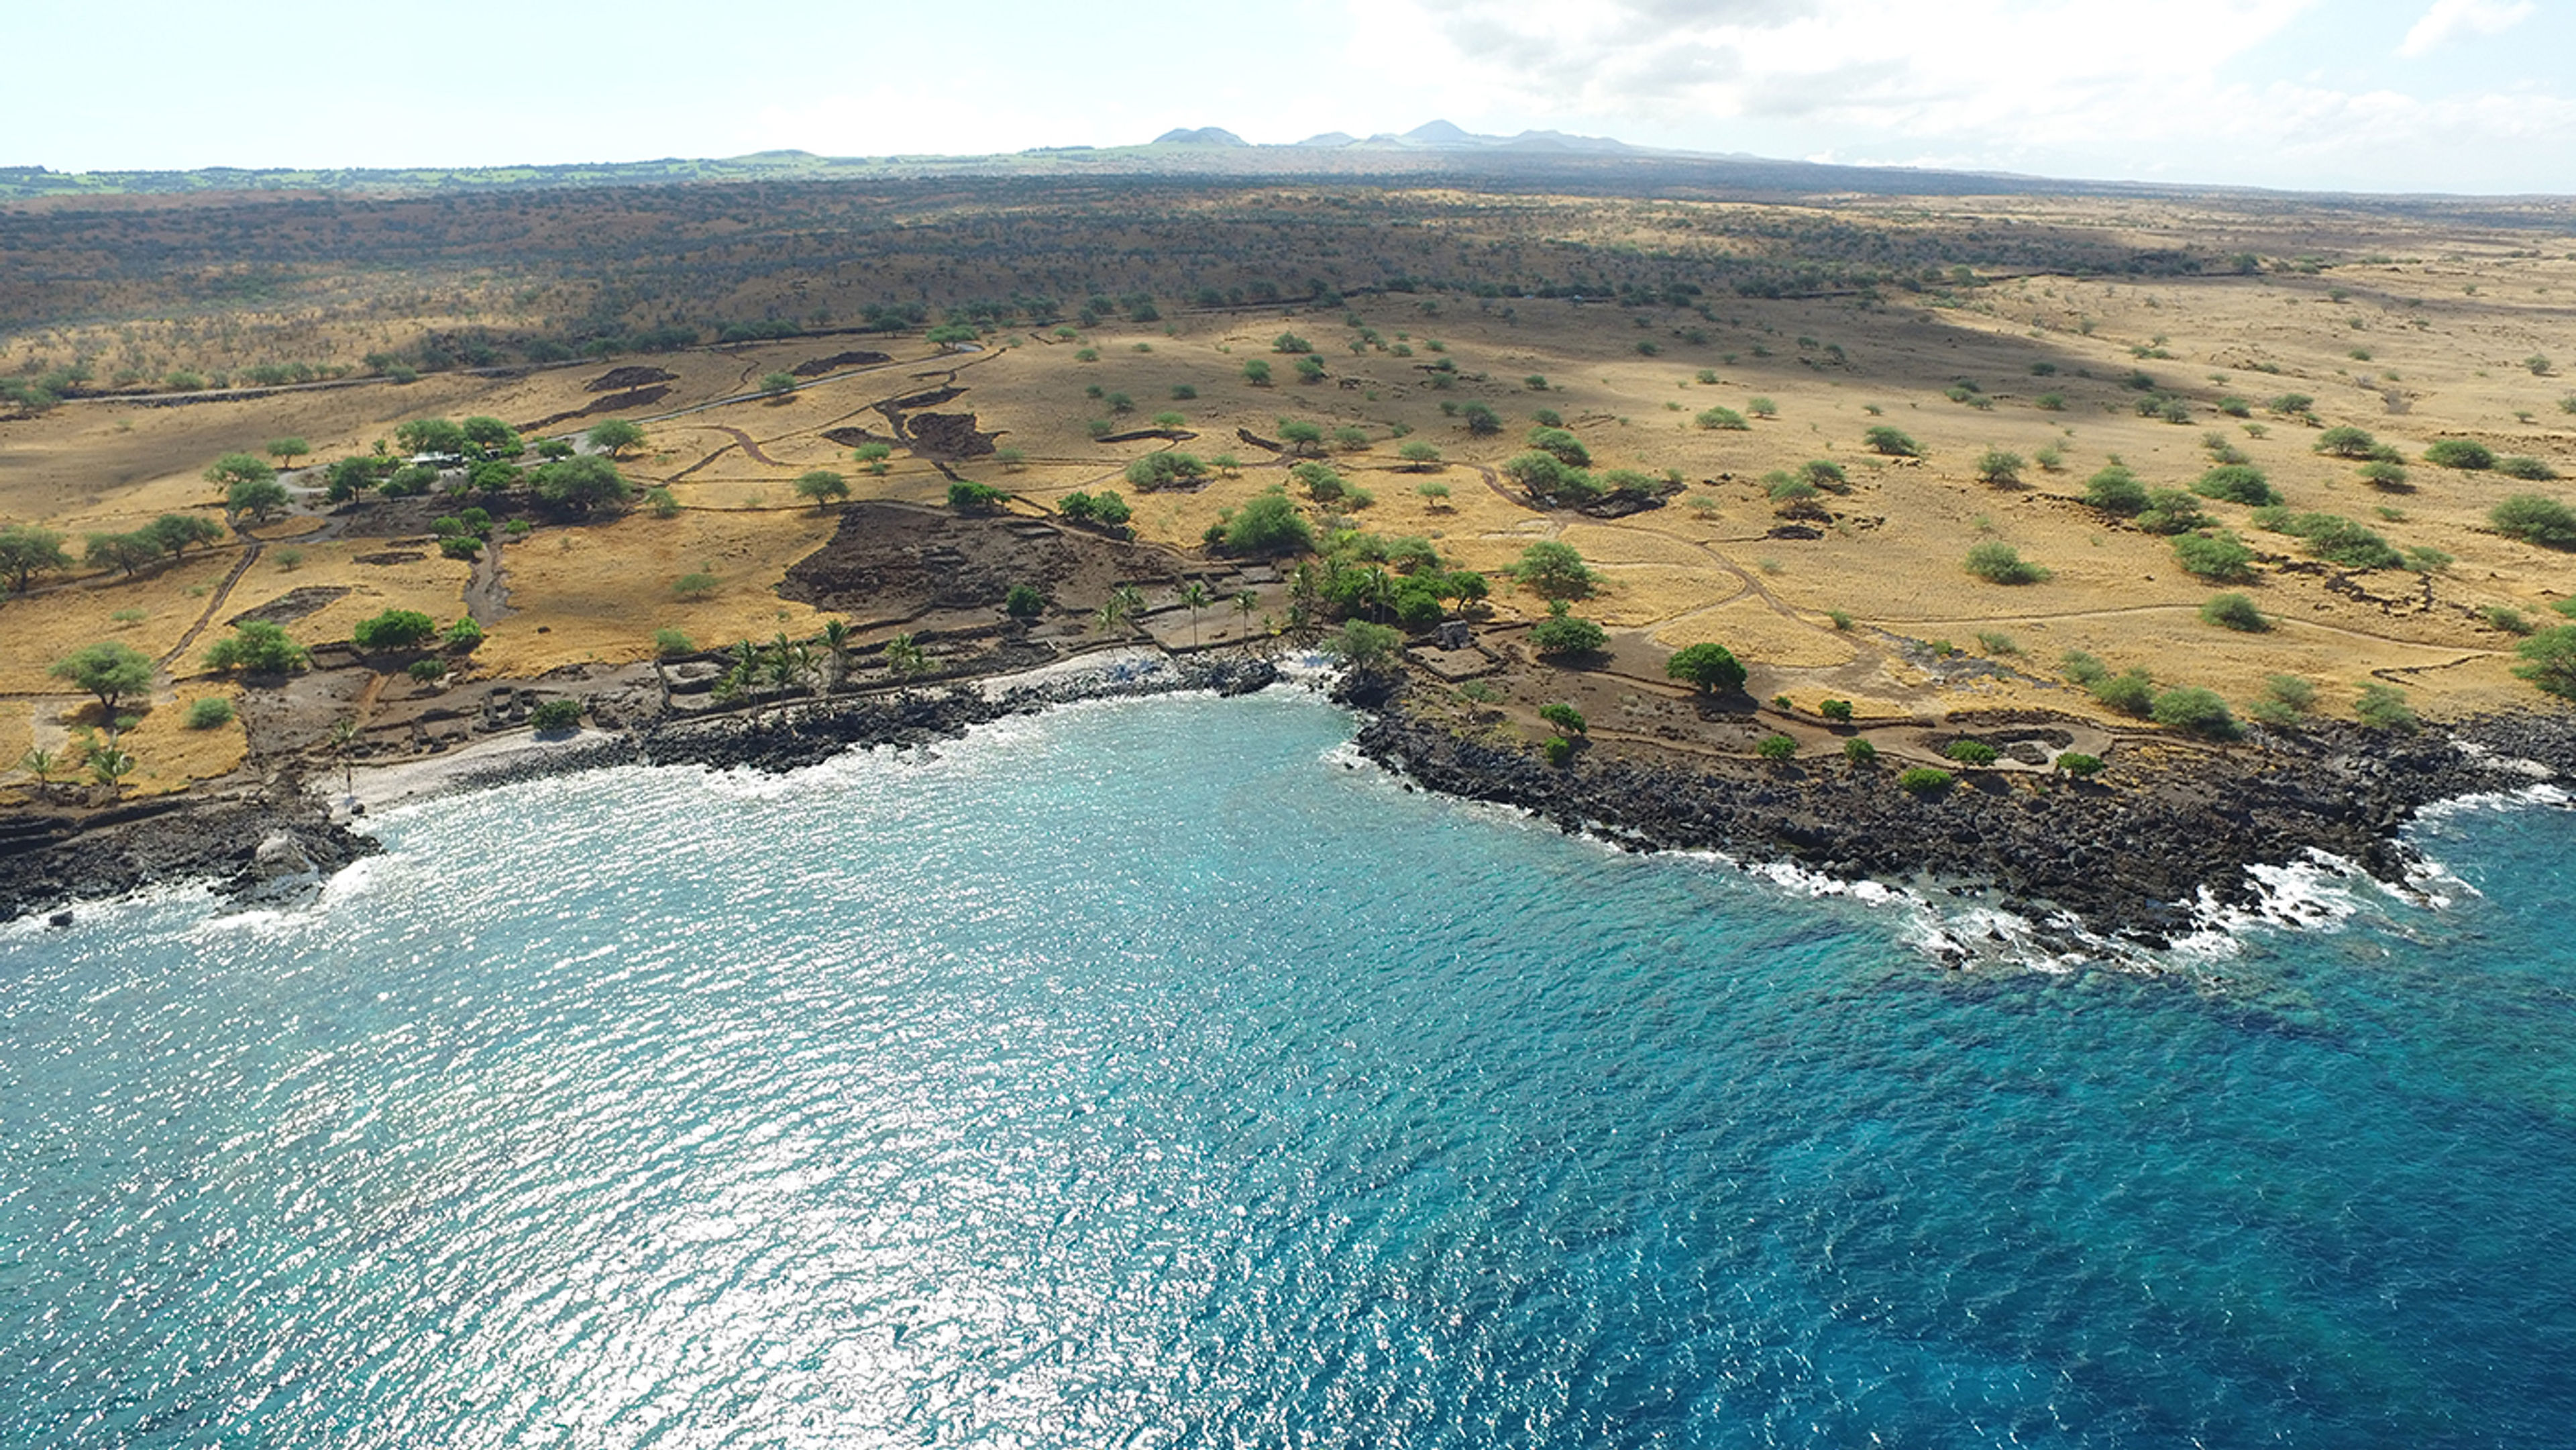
4,690,2573,1447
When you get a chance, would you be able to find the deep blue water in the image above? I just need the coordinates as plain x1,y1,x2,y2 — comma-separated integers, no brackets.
4,690,2574,1448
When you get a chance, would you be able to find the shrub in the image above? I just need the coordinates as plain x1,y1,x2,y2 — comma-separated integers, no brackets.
1273,333,1313,354
444,617,484,652
1801,460,1848,491
2359,460,2410,490
2511,628,2576,701
2480,605,2536,635
1543,735,1576,768
947,480,1009,513
1964,541,2047,584
2084,465,2148,515
2251,674,2315,725
1945,739,1999,766
2171,530,2257,582
2489,495,2576,549
2055,752,2104,776
1540,702,1587,735
2091,669,2157,717
1513,541,1598,599
2062,650,2108,686
2359,680,2426,728
653,627,695,657
203,621,309,674
1755,734,1798,761
1526,427,1591,467
2150,686,2240,739
1222,491,1316,556
407,658,449,682
528,698,582,732
1529,609,1607,656
1976,449,2023,486
2423,438,2496,470
2200,592,2269,631
1844,737,1878,766
1819,698,1854,722
1976,630,2021,656
2286,515,2403,570
2135,490,2210,535
1241,358,1273,386
352,609,437,652
2193,464,2278,506
1124,452,1208,490
184,696,236,729
2498,456,2561,481
644,487,681,518
1295,357,1328,383
2315,426,2379,458
1897,767,1955,796
1004,584,1046,619
672,571,720,599
1695,406,1750,431
1666,641,1747,693
1862,425,1921,456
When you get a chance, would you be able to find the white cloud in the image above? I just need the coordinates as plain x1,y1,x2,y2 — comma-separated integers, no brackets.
2398,0,2536,57
1348,0,2576,190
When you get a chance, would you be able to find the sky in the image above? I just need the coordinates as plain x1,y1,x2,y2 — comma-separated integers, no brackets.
15,0,2575,193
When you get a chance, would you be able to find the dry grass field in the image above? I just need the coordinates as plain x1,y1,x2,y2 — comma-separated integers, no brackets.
5,180,2573,798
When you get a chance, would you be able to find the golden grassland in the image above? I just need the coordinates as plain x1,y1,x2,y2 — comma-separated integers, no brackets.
3,188,2574,798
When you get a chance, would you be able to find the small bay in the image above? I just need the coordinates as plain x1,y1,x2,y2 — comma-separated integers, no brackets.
4,689,2572,1447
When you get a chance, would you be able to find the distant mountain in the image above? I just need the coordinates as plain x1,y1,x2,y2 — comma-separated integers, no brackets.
1151,127,1250,148
6,121,2447,203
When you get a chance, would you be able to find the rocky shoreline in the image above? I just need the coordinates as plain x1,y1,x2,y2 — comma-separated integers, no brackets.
0,654,1280,927
1350,681,2575,952
7,652,2570,955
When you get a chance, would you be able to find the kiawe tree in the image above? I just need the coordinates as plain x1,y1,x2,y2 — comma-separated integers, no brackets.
1666,641,1748,694
586,419,646,458
50,641,154,715
795,470,851,511
0,525,71,593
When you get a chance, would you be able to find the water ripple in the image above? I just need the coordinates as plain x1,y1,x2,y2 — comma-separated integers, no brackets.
4,692,2575,1447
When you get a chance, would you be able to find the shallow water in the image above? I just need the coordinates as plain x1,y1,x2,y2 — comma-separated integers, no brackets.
4,690,2573,1447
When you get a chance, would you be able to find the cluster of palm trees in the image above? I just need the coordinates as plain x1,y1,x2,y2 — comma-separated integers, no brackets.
18,723,138,800
702,623,939,713
1095,580,1266,648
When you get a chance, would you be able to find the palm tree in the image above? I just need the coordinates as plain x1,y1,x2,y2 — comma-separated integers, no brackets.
86,739,136,795
820,621,855,692
1177,580,1211,648
17,746,58,800
714,639,760,709
1097,584,1144,635
765,632,817,698
883,633,926,681
327,717,360,797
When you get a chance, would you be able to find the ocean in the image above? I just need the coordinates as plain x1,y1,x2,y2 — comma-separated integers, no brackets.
3,688,2572,1447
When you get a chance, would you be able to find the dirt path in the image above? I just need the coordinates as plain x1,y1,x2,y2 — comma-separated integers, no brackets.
704,426,782,466
157,539,263,672
463,539,512,624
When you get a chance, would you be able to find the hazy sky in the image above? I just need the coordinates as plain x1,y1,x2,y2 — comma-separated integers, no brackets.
16,0,2573,193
